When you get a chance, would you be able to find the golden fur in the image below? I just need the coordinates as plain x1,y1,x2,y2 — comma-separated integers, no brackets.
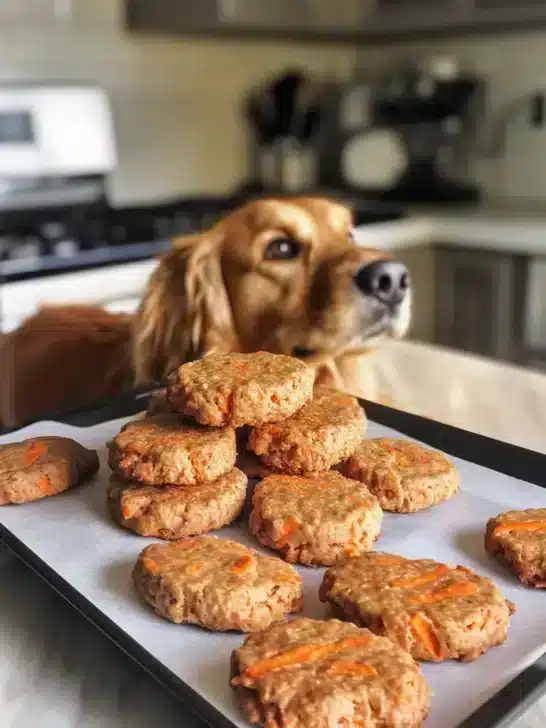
0,197,411,430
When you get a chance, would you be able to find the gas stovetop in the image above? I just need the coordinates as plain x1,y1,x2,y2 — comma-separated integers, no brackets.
0,196,238,282
0,192,407,283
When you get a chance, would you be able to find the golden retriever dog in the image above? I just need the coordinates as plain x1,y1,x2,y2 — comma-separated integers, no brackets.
0,197,411,430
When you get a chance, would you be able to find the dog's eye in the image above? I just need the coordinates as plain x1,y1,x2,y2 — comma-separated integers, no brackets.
264,237,302,261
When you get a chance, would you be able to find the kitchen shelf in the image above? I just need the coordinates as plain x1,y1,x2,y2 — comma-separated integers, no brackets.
126,0,546,44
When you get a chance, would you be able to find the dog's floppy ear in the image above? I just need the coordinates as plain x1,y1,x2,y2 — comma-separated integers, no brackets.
132,228,237,385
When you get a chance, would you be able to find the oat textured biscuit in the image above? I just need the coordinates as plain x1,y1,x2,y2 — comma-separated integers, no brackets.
338,438,459,512
108,468,247,539
109,414,236,486
0,436,99,505
230,617,430,728
167,352,314,428
250,472,382,566
485,509,546,587
320,552,515,662
248,388,365,474
133,535,303,632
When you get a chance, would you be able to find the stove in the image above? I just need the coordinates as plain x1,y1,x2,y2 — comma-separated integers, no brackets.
0,195,239,283
0,83,243,284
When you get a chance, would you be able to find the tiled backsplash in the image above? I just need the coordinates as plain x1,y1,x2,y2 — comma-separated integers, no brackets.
357,31,546,202
0,0,356,205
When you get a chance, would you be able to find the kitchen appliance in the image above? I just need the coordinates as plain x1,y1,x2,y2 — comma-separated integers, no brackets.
241,70,408,224
244,69,323,193
0,83,238,331
317,68,485,204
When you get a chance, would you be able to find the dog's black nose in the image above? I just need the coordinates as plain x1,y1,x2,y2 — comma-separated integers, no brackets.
354,260,410,306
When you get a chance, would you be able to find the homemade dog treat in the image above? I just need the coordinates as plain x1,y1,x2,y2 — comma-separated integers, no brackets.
107,468,247,540
320,552,515,662
133,535,303,632
250,472,382,566
485,509,546,587
248,387,366,474
0,436,99,505
230,617,430,728
166,352,315,428
338,438,459,512
108,414,236,486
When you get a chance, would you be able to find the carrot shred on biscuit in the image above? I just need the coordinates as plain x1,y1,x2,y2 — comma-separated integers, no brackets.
493,520,546,536
329,661,377,678
276,516,301,548
235,636,371,681
232,554,254,574
25,440,48,464
142,557,160,574
391,565,450,589
37,475,53,495
174,539,198,549
409,581,477,605
409,613,445,660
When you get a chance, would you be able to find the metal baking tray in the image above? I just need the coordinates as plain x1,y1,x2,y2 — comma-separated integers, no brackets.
1,394,545,728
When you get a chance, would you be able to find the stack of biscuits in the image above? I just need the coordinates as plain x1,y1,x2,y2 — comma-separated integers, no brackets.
102,351,522,728
109,351,464,573
109,351,384,567
106,406,248,543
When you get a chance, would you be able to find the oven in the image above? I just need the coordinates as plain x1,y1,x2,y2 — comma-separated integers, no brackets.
0,83,236,333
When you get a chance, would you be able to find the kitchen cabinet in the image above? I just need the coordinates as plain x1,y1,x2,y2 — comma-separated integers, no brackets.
434,247,526,362
391,244,436,344
369,0,469,33
125,0,546,40
472,0,546,25
126,0,371,40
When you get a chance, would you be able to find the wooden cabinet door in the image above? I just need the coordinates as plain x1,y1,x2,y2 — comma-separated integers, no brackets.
126,0,219,33
221,0,370,30
434,247,518,360
371,0,468,32
472,0,546,23
126,0,369,36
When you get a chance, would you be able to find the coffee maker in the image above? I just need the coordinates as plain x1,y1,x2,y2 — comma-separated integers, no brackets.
317,66,485,204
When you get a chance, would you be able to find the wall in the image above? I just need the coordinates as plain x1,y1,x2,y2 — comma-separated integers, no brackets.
0,0,356,205
357,31,546,202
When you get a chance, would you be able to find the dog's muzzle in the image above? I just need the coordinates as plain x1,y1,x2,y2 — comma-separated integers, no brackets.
354,260,410,307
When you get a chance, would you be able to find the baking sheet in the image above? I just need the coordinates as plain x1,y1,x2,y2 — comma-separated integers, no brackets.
1,415,545,728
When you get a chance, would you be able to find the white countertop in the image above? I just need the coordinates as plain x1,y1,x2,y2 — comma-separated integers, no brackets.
354,202,546,254
0,339,545,728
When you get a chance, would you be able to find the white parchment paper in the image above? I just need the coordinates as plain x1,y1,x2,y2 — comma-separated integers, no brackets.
1,416,545,728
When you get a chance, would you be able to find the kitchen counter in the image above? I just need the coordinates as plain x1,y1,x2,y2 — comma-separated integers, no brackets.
0,339,545,728
0,239,171,283
362,340,546,455
355,199,546,254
